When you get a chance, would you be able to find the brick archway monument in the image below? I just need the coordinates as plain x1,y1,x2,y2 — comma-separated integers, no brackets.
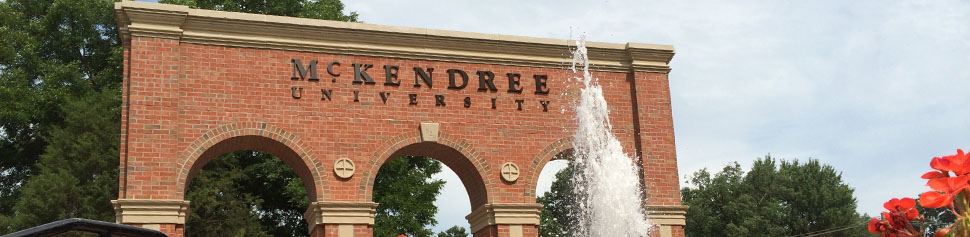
112,1,686,237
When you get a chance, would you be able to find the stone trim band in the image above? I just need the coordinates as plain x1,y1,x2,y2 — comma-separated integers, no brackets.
646,205,689,226
113,1,674,74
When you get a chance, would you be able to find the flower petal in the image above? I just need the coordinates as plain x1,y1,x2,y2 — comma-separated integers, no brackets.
922,171,949,179
868,218,880,234
919,191,952,208
900,198,916,209
931,157,950,171
949,175,970,193
927,178,948,192
883,198,898,210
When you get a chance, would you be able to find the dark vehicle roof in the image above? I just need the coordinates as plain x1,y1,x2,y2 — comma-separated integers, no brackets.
3,218,166,237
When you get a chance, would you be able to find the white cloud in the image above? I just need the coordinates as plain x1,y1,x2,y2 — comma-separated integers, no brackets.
346,0,970,222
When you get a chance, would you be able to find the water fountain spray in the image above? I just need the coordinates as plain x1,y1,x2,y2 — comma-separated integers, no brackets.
569,34,652,236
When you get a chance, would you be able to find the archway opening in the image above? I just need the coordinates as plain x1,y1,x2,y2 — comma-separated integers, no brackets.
370,142,487,237
182,135,317,237
535,149,576,237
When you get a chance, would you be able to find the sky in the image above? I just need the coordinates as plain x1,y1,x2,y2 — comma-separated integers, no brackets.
337,0,970,233
139,0,970,233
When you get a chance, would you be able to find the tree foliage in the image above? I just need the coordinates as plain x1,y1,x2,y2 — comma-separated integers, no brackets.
0,0,358,234
185,151,309,236
2,89,121,232
437,225,469,237
159,0,358,21
536,163,578,237
681,156,870,237
373,156,445,237
0,0,121,233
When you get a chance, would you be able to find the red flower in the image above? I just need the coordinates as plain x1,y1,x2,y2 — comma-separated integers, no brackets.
884,198,920,221
927,149,970,176
920,175,970,209
919,149,970,210
884,198,916,211
871,197,922,236
868,218,887,234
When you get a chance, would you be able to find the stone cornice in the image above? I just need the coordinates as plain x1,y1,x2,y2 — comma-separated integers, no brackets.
114,1,674,73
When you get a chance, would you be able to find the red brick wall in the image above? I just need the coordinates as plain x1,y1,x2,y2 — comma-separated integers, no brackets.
120,35,681,236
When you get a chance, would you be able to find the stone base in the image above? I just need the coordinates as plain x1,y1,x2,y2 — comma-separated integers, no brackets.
465,203,542,237
304,201,378,235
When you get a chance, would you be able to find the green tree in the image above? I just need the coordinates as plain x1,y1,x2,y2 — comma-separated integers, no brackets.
185,151,308,236
0,0,122,232
437,225,469,237
3,89,121,232
0,0,121,226
0,0,358,234
681,156,870,237
373,156,445,237
537,163,578,237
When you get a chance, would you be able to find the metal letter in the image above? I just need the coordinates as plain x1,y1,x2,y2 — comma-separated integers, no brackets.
321,89,333,101
447,69,469,89
515,99,524,110
291,59,319,81
507,73,523,93
384,65,400,86
352,63,375,84
491,97,497,109
540,100,550,112
533,75,549,94
291,87,303,99
327,61,341,77
353,90,360,102
464,97,471,108
477,71,498,92
409,94,418,105
435,94,446,106
380,92,390,104
414,67,434,88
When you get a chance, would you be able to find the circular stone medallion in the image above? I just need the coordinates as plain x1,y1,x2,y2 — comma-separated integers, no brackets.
333,158,356,179
500,162,520,182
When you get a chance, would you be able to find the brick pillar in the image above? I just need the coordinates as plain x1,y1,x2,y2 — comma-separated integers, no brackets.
305,202,378,237
466,203,542,237
112,199,190,236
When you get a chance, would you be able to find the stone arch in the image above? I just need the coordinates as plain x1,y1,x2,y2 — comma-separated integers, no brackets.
175,122,325,202
358,130,492,209
524,136,575,198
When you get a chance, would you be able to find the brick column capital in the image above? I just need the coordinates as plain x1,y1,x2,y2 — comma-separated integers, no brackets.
112,199,190,225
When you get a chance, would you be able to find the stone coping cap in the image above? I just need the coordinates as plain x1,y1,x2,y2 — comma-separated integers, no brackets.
114,1,675,73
